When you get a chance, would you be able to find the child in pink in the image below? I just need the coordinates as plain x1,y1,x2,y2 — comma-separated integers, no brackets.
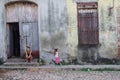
54,49,59,64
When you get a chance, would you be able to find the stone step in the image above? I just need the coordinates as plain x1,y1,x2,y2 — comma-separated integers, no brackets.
3,62,39,66
3,58,39,66
6,58,39,62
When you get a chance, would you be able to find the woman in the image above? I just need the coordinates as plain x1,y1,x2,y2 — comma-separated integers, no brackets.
26,46,33,63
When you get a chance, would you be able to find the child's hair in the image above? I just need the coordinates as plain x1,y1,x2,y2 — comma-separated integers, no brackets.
54,48,58,51
54,48,58,55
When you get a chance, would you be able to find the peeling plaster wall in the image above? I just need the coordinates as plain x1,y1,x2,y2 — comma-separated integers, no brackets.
99,0,117,59
66,0,99,63
67,0,118,63
0,0,7,64
66,0,78,57
0,0,119,64
39,0,68,52
39,0,68,64
115,0,120,57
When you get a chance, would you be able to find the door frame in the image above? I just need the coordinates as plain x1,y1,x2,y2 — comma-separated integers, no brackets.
19,22,39,58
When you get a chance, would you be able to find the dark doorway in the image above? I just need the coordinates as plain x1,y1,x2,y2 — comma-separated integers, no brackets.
9,23,20,57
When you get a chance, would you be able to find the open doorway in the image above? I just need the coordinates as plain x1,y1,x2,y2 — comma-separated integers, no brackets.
9,22,20,57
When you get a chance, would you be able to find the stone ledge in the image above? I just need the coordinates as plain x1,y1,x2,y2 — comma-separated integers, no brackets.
0,65,120,71
73,0,98,3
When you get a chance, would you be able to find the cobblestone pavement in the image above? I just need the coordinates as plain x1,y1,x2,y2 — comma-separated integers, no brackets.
0,68,120,80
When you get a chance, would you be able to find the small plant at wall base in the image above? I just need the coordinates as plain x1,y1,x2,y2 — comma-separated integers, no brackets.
116,59,120,65
39,58,45,65
97,58,118,65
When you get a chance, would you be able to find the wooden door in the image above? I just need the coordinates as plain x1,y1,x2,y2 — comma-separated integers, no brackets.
77,3,99,45
19,22,39,58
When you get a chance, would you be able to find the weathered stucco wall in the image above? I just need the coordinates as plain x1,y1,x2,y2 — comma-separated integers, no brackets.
66,0,78,57
0,0,119,64
67,0,99,63
39,0,67,51
115,0,120,58
39,0,68,64
66,0,118,63
0,0,7,64
99,0,117,59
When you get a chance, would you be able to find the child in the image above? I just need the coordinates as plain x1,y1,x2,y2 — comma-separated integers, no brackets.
54,49,59,64
26,46,33,63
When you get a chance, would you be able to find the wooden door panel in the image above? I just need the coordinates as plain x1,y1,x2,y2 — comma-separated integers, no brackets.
19,22,39,58
6,2,38,23
77,3,98,45
19,22,27,57
32,23,39,51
